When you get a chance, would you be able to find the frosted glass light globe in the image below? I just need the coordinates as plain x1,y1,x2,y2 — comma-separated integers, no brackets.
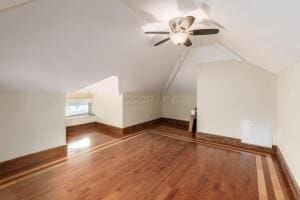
170,33,188,45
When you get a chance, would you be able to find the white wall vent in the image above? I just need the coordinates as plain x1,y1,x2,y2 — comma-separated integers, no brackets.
241,120,272,148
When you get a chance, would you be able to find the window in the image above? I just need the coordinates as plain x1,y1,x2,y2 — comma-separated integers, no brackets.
65,100,92,118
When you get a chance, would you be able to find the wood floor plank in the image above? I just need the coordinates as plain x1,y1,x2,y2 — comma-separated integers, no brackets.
266,156,286,200
102,190,122,200
256,155,268,200
151,129,268,156
0,131,147,189
261,156,277,199
0,129,293,200
155,186,174,200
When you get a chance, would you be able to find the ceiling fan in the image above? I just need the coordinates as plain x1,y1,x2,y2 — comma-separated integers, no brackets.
145,16,219,47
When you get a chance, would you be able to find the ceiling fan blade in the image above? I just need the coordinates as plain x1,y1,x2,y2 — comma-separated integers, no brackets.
145,31,169,34
184,38,192,47
181,16,195,30
169,16,195,32
192,29,219,35
154,37,170,46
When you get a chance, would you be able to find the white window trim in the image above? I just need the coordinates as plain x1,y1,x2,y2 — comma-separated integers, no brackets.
65,99,93,118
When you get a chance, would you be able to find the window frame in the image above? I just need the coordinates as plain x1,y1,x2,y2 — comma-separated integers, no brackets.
65,99,93,118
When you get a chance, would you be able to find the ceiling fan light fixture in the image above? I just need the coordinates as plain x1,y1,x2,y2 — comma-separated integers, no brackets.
170,33,189,45
144,16,219,47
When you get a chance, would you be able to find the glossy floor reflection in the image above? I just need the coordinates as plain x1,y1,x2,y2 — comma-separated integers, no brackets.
68,138,91,149
0,126,294,199
67,131,121,155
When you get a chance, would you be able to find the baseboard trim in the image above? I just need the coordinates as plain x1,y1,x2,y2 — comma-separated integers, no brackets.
0,145,67,177
123,118,161,135
0,131,147,189
96,122,123,135
275,146,300,199
66,119,162,136
195,132,300,198
196,132,276,154
160,117,189,130
66,122,98,135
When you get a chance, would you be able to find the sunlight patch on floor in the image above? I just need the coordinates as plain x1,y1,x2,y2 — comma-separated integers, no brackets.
68,138,90,149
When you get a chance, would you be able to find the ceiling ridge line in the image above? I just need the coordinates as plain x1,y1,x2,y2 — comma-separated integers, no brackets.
218,40,285,74
161,48,191,95
216,40,257,66
0,0,36,13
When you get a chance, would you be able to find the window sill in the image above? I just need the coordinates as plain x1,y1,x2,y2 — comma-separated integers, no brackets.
65,114,95,120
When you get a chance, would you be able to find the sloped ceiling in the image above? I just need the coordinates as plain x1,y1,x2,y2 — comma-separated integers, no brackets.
0,0,33,11
0,0,299,94
194,0,300,73
75,76,120,95
167,41,241,95
120,0,300,94
0,0,181,93
121,0,300,73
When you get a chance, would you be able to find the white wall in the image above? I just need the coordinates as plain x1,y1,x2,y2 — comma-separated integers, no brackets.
92,93,123,128
0,93,66,162
197,60,276,141
66,115,97,127
123,95,161,127
277,62,300,186
67,93,194,127
66,93,162,128
162,95,196,121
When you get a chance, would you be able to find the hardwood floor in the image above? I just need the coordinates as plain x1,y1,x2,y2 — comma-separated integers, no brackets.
154,125,194,138
0,126,294,199
67,130,121,155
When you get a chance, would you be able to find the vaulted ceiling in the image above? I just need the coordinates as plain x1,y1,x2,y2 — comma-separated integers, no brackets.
0,0,299,94
0,0,183,93
202,0,300,73
121,0,300,73
0,0,33,11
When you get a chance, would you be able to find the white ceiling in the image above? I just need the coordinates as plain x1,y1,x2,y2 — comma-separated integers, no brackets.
195,0,300,73
0,0,299,94
0,0,33,11
0,0,181,93
121,0,300,73
76,76,120,95
167,41,241,94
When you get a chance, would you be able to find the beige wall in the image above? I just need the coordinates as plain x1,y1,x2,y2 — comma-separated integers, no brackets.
197,60,276,141
92,93,123,128
123,94,161,127
277,62,300,185
162,95,196,121
0,93,66,162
